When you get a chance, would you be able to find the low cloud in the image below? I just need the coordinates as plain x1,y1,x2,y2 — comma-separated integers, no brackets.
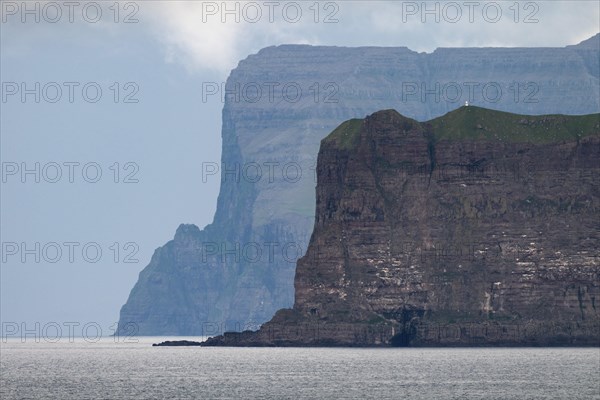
6,1,595,75
143,1,598,75
144,2,243,75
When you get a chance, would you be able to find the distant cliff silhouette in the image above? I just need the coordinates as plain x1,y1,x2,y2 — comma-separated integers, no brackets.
118,35,600,336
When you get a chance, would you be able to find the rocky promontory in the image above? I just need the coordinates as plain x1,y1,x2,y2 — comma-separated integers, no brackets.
119,35,600,336
152,340,202,347
202,106,600,346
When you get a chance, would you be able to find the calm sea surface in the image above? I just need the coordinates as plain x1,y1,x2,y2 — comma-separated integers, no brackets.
1,338,599,399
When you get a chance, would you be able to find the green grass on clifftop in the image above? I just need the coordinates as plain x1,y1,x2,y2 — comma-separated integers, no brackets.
430,106,599,143
324,106,599,147
324,118,363,149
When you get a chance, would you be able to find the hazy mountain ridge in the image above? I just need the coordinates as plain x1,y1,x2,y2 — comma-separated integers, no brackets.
118,35,600,336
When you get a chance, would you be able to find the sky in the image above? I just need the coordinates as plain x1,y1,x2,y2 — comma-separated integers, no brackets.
1,1,598,339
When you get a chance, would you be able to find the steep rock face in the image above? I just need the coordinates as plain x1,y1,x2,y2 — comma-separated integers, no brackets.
203,107,600,346
118,35,600,335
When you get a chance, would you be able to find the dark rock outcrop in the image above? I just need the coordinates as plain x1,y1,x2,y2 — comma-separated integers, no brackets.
202,106,600,346
152,340,202,347
118,35,600,336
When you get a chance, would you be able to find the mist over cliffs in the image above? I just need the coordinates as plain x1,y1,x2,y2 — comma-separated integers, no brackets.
117,35,600,336
203,106,600,347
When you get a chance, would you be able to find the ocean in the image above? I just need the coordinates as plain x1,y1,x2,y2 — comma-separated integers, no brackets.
1,338,598,399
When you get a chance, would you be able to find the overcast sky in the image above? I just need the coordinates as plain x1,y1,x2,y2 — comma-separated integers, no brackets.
1,1,598,338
